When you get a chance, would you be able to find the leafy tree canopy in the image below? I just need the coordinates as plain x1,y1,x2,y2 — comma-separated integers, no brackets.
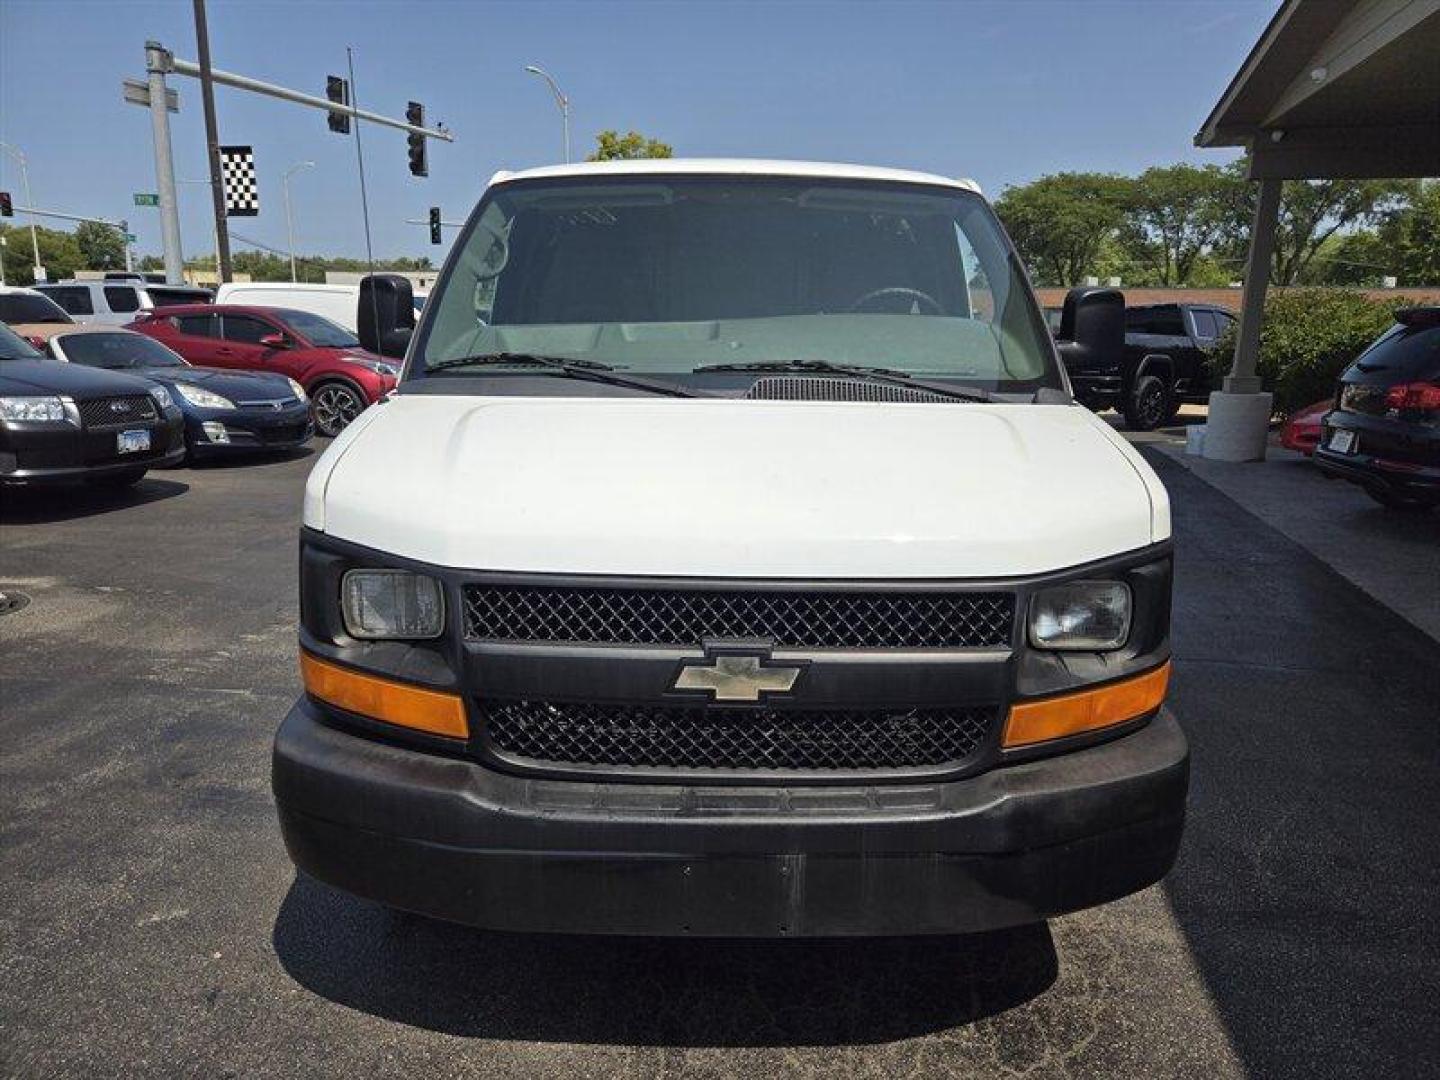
587,130,673,161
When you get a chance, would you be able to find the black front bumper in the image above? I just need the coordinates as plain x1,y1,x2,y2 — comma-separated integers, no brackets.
0,412,186,484
274,698,1188,937
184,403,314,458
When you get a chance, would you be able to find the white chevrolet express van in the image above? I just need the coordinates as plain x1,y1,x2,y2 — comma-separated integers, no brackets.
274,160,1187,937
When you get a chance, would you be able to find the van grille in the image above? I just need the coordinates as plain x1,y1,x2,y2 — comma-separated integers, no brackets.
463,585,1014,649
483,699,998,772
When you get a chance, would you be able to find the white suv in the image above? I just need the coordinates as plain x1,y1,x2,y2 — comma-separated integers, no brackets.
35,279,212,326
273,159,1187,938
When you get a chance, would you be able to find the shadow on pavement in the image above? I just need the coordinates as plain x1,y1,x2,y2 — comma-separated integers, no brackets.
1149,452,1440,1079
273,873,1057,1046
0,476,189,524
183,446,316,472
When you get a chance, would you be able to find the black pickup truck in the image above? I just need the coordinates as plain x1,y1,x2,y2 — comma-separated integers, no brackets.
1053,294,1236,430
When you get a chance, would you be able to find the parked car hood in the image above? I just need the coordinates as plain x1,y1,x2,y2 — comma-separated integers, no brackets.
0,359,160,398
305,395,1169,578
135,366,295,399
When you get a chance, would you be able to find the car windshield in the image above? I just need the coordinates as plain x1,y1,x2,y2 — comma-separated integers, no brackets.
0,292,72,325
415,175,1060,392
60,332,188,369
276,309,359,348
0,321,44,360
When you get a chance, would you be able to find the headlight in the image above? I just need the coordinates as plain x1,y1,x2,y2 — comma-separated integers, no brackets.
1029,581,1132,651
287,377,307,402
0,395,66,422
341,569,444,640
172,383,233,409
371,362,398,377
149,385,174,410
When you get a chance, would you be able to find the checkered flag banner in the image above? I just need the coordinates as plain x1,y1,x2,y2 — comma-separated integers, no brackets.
220,145,259,217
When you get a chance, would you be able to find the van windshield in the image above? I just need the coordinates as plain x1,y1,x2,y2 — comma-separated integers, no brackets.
416,175,1060,392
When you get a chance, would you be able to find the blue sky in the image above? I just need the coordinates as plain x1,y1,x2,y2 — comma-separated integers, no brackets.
0,0,1274,263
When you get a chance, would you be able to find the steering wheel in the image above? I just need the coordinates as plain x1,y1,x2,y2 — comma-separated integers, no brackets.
847,286,943,315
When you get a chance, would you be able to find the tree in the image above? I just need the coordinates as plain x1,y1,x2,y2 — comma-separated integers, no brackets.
75,221,127,271
1121,164,1244,286
1370,179,1440,286
0,223,85,285
1215,165,1417,285
587,130,673,161
992,173,1133,286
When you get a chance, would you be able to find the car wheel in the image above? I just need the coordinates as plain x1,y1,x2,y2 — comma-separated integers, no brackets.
311,382,366,437
1123,375,1169,431
1364,486,1436,513
88,467,147,488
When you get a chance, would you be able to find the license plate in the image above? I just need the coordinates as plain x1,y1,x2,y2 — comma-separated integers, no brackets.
1328,428,1356,455
117,429,150,454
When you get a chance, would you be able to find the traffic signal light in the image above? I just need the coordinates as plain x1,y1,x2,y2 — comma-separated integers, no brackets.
326,76,350,134
0,191,12,217
429,207,442,245
406,101,428,178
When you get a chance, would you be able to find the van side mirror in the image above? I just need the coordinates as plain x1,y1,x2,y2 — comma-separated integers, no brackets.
1054,287,1123,371
357,273,416,359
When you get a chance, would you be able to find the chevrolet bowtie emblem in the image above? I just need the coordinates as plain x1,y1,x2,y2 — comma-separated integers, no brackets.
673,652,804,702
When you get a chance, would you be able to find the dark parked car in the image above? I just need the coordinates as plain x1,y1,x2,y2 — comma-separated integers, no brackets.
0,322,184,487
130,305,398,436
1063,301,1235,430
1316,307,1440,511
45,326,312,462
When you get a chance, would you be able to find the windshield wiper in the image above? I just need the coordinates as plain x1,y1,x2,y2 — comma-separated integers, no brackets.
425,352,706,398
691,358,999,402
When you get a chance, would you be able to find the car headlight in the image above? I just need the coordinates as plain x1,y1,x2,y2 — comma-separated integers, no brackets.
370,361,399,377
0,395,66,422
1029,581,1132,651
149,385,174,411
172,383,233,409
341,569,444,640
287,377,307,402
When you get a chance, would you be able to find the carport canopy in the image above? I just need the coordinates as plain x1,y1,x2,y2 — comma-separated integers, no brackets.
1190,0,1440,460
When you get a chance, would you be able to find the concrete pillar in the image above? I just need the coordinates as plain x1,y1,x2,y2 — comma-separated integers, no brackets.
1204,175,1281,462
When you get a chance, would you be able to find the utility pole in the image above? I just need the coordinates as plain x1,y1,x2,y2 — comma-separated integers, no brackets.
192,0,233,283
282,161,315,282
0,142,43,279
144,41,185,283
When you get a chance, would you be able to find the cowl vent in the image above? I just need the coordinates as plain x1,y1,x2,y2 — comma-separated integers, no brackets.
744,375,962,404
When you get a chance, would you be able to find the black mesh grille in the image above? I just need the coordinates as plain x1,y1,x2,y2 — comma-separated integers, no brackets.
745,376,963,404
464,586,1014,649
78,394,157,428
483,700,997,772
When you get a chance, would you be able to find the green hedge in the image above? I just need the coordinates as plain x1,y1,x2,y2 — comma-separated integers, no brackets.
1212,289,1401,417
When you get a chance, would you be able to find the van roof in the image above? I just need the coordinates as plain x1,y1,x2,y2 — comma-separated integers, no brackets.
489,158,982,194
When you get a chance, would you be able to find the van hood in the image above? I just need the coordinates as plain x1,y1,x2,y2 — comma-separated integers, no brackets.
306,395,1169,578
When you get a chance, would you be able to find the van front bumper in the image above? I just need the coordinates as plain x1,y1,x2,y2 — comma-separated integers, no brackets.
273,698,1188,937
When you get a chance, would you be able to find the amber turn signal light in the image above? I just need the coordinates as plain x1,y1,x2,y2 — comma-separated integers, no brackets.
1003,661,1170,748
300,650,469,739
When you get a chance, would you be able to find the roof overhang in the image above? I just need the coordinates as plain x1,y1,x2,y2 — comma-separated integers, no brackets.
1196,0,1440,179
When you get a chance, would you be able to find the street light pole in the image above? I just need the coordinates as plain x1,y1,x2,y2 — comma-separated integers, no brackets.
524,65,571,163
282,161,315,282
0,142,42,279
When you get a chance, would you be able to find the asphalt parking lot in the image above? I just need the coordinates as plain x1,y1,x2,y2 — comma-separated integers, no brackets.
2,446,1437,1078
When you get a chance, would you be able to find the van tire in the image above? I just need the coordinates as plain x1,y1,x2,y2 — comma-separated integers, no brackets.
311,381,367,437
1123,375,1169,431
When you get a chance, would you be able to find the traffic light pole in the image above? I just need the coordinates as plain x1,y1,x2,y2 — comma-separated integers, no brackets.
144,42,185,284
192,0,233,284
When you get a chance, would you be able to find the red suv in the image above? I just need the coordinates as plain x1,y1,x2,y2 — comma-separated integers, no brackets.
130,305,398,436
